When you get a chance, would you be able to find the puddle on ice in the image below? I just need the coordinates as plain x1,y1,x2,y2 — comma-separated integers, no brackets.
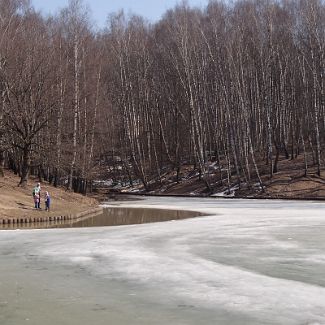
0,207,203,230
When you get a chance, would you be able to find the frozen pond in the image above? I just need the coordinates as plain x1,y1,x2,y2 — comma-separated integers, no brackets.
1,197,325,324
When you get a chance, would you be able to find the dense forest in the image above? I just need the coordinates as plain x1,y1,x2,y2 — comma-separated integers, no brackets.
0,0,324,195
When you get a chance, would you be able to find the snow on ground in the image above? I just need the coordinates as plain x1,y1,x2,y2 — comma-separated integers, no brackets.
211,184,239,197
1,197,325,325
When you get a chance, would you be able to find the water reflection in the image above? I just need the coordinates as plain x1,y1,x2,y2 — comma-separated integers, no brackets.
0,208,203,230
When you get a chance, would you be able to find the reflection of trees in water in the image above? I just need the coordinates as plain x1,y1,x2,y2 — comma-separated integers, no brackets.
0,208,203,230
74,208,202,228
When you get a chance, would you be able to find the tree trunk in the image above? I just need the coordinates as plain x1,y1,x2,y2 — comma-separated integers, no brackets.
0,150,4,177
68,36,80,190
19,146,31,187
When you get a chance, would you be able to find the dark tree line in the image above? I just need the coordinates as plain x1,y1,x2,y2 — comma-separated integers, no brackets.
0,0,324,193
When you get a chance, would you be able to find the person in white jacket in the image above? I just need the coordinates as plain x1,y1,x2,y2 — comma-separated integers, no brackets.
32,183,41,209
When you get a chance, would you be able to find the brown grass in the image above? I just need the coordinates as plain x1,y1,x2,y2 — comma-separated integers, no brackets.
0,170,98,221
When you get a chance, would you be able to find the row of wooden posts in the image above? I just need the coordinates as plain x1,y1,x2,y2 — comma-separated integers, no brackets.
0,215,72,225
0,207,103,225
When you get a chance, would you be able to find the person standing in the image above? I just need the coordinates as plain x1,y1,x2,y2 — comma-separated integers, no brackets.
33,183,41,209
45,191,51,212
33,191,39,209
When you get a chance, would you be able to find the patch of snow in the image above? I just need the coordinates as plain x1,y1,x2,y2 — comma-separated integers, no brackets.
93,179,113,187
212,184,239,197
126,188,140,193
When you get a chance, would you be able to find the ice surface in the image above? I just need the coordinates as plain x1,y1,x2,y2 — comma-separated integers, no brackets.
1,197,325,324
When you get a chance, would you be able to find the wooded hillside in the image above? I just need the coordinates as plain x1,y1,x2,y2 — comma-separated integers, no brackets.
0,0,324,195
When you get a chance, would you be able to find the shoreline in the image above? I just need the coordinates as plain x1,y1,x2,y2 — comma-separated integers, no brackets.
2,191,325,226
0,206,103,226
107,191,325,202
